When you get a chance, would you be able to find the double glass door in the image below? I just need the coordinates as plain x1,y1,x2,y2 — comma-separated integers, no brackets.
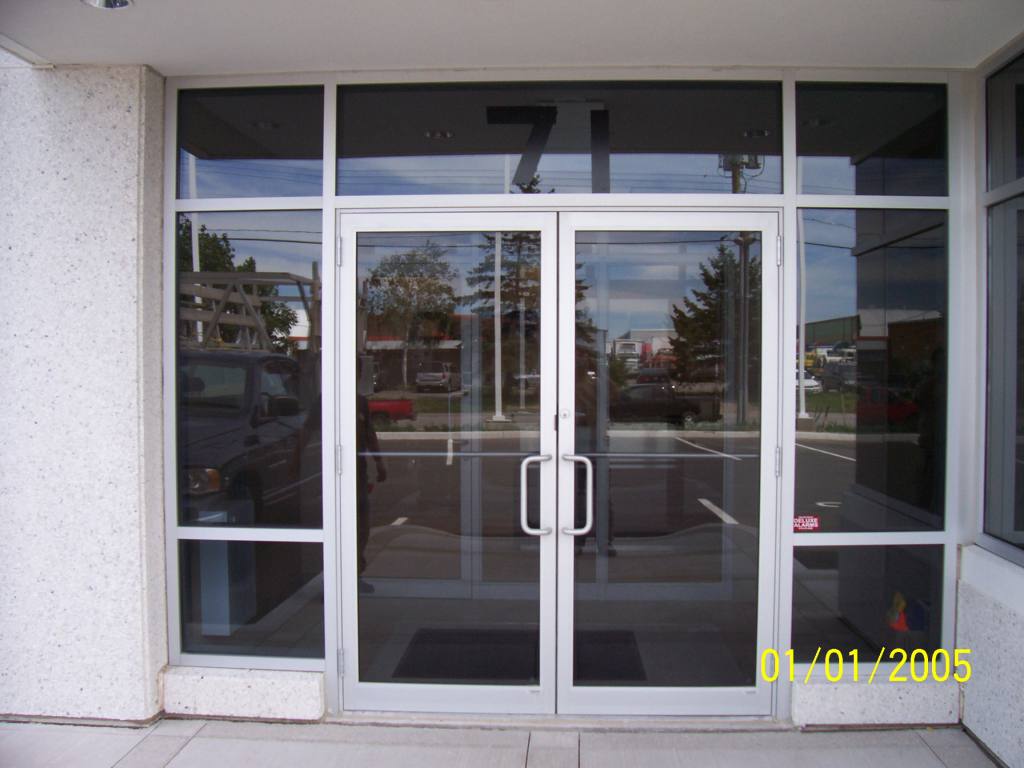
338,210,780,715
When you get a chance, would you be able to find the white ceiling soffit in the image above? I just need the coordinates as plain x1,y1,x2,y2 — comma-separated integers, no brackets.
0,0,1023,77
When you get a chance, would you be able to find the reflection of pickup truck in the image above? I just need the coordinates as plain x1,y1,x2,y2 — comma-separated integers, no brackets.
368,397,414,425
178,350,319,527
610,383,700,426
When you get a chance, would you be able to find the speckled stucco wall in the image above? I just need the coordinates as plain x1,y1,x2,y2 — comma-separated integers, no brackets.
0,64,166,720
958,545,1024,767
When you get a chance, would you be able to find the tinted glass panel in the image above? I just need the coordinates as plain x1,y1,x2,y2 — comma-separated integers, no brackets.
176,211,323,528
987,53,1024,189
180,540,323,657
795,210,947,533
355,230,544,685
572,231,761,687
985,196,1024,552
338,83,781,195
792,546,943,661
178,87,324,198
797,83,946,196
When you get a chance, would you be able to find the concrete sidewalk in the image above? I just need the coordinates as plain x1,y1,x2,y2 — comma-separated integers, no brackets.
0,719,998,768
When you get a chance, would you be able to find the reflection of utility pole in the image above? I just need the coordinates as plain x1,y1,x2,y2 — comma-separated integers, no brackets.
797,216,810,418
720,155,764,426
517,235,526,411
736,234,750,426
188,155,203,342
491,232,508,422
720,154,763,195
723,230,756,427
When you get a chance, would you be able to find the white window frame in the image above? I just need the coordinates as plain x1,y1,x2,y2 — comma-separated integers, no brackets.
974,38,1024,570
161,66,963,720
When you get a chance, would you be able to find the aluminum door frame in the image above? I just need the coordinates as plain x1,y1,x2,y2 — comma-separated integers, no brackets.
555,210,782,716
337,210,559,714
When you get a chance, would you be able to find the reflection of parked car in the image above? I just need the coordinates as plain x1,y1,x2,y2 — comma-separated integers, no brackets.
796,371,823,393
635,367,672,385
368,397,414,425
858,386,920,426
820,362,856,392
178,350,318,526
610,383,699,425
416,361,461,392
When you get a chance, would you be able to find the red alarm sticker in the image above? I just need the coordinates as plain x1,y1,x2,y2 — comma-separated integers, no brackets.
793,514,820,532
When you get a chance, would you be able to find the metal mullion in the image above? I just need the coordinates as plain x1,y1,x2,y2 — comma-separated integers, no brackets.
175,526,325,543
174,196,324,213
321,80,341,715
792,531,948,547
169,73,334,91
331,193,790,212
163,76,184,667
983,176,1024,207
944,71,977,653
177,653,326,673
774,74,799,722
975,532,1024,569
794,195,950,210
789,68,950,84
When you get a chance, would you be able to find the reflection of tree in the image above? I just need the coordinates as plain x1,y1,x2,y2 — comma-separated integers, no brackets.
668,242,761,391
365,243,457,387
464,232,542,381
177,217,298,352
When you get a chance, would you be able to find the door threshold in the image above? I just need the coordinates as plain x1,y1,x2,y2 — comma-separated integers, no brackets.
325,711,791,733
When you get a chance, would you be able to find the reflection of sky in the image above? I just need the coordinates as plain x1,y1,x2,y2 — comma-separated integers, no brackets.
338,153,782,195
576,232,753,340
185,210,322,334
179,152,322,198
800,210,856,324
799,209,947,327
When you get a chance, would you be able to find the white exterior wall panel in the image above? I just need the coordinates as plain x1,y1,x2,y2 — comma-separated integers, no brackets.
0,64,166,721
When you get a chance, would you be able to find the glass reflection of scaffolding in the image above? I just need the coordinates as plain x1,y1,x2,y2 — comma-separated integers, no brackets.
177,265,321,354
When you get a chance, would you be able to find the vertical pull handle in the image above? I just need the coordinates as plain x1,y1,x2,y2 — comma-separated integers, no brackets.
561,454,594,535
519,454,552,536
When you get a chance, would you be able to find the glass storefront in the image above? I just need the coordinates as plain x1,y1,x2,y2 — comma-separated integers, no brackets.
168,79,954,715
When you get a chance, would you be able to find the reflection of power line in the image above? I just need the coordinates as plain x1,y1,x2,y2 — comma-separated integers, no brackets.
224,237,320,246
802,217,856,229
803,243,938,251
215,228,323,234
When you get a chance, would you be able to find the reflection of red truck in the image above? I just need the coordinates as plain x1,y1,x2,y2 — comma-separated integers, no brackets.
368,398,414,425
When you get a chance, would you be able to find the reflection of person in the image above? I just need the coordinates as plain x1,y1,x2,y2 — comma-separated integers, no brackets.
357,393,386,581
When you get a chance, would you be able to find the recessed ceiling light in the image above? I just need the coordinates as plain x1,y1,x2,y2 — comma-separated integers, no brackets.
81,0,133,9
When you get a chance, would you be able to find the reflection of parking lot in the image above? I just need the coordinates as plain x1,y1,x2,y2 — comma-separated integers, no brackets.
363,431,766,539
795,435,856,531
361,429,907,541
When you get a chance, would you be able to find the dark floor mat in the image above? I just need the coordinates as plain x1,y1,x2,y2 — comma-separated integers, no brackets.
391,628,539,683
389,627,645,684
574,629,646,683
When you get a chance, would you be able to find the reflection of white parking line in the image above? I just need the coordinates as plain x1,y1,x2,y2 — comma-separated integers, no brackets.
674,437,741,461
698,498,738,525
390,517,408,526
796,443,855,462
